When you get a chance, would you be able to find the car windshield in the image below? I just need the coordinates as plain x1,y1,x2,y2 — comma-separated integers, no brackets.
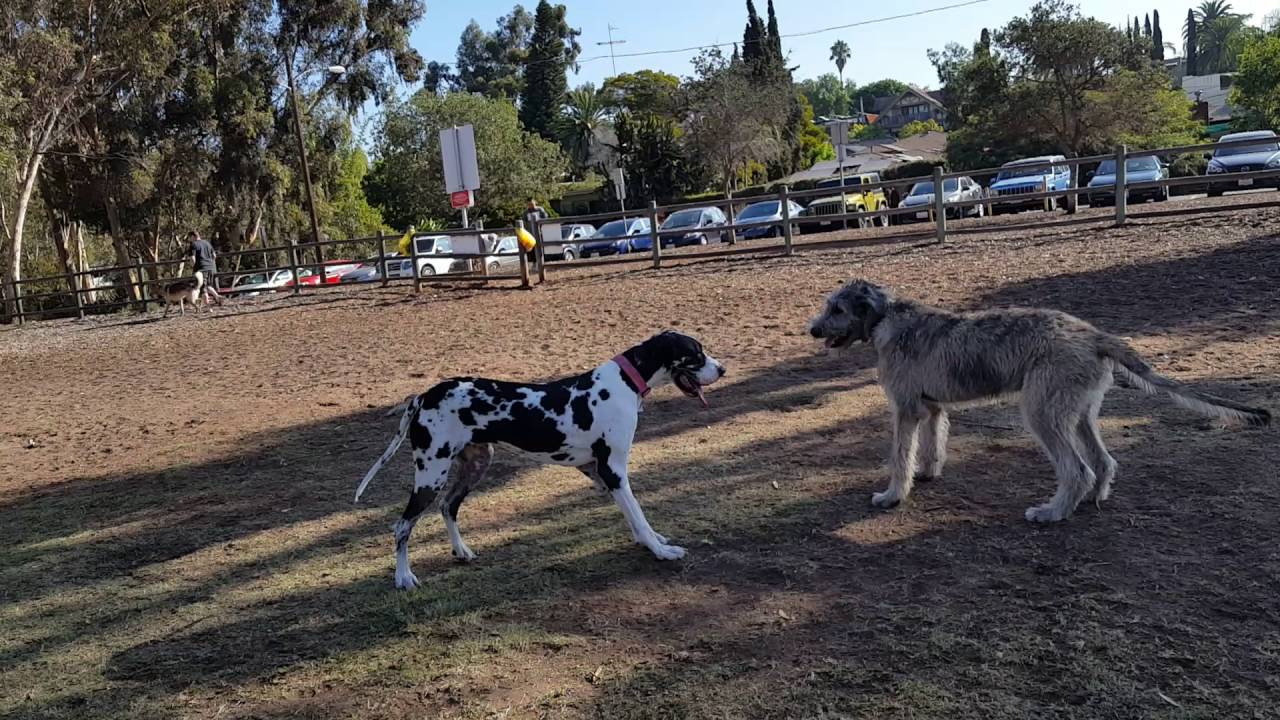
662,209,704,229
593,220,632,238
738,202,781,219
816,177,861,190
561,225,585,240
237,273,268,286
909,179,959,195
1095,157,1160,174
997,164,1051,180
1215,138,1280,157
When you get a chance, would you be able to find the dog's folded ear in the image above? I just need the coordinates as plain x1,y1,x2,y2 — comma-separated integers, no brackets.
855,286,888,342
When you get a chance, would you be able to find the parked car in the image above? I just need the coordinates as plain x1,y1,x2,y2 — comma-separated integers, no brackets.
227,269,295,296
735,199,805,239
578,217,651,258
796,173,890,232
286,259,360,287
1206,130,1280,196
899,176,985,222
385,235,467,278
545,222,596,261
341,254,396,284
657,206,728,248
482,235,523,274
988,155,1071,214
1087,156,1169,206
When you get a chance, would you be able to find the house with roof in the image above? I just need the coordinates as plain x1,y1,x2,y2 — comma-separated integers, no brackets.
781,131,948,184
872,87,950,135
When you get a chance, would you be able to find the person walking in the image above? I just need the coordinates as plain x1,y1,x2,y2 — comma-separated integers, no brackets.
188,231,224,306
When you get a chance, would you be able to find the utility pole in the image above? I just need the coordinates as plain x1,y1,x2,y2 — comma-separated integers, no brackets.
596,24,625,77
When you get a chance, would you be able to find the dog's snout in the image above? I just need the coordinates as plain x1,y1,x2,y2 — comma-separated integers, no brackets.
809,325,823,338
716,362,726,378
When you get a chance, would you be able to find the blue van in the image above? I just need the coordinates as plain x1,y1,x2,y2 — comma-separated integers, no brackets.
989,155,1071,214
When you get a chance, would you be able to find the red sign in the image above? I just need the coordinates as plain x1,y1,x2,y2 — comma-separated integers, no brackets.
450,190,473,209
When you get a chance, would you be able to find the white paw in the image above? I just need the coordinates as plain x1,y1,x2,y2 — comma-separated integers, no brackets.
648,543,686,561
1095,483,1112,502
451,545,478,563
871,489,903,509
394,570,420,589
1024,504,1067,523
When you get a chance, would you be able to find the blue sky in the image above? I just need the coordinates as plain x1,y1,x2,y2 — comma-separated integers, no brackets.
408,0,1277,91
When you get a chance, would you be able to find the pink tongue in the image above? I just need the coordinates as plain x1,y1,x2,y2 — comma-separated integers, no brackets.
695,386,708,409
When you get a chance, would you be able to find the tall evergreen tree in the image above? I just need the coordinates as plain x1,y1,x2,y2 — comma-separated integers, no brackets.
742,0,766,65
1144,14,1152,37
520,1,578,139
767,0,783,64
1152,10,1165,61
1185,9,1199,74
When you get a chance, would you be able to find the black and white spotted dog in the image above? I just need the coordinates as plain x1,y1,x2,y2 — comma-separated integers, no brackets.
355,331,726,589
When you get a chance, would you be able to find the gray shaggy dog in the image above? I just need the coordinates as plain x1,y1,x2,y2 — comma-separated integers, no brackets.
809,279,1270,522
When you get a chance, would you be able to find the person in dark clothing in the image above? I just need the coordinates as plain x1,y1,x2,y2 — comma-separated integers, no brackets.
188,231,224,306
522,198,548,265
887,184,902,226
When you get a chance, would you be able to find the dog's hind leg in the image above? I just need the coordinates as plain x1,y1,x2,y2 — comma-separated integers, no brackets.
441,443,493,563
915,405,950,482
1077,380,1118,505
1022,394,1096,523
392,457,451,589
872,400,925,509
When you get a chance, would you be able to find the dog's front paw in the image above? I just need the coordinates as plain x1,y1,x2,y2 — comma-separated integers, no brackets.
394,570,421,590
913,473,941,483
871,489,903,509
1024,504,1067,523
451,546,478,563
649,543,686,561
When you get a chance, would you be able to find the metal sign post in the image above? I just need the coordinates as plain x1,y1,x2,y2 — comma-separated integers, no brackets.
829,121,851,231
441,124,480,228
612,167,627,213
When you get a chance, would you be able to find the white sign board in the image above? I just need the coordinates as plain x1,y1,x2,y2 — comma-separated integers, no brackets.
612,167,626,201
440,124,480,194
827,120,851,148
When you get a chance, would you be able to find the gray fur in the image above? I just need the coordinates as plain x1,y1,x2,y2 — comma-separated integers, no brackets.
809,280,1270,523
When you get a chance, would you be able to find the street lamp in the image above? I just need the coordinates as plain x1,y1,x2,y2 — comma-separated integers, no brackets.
285,56,345,268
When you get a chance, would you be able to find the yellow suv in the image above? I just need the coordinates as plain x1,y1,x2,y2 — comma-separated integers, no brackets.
797,172,890,232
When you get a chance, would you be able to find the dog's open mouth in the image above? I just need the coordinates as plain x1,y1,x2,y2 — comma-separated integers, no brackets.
824,333,854,349
673,371,708,408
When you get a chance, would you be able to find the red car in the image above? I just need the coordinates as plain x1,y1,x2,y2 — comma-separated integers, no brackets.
285,259,360,287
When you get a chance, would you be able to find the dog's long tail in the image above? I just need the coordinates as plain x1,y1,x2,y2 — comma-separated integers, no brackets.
354,393,424,502
1097,335,1270,426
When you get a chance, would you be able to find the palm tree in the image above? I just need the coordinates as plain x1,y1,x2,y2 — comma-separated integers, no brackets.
557,84,612,171
1194,2,1249,73
829,39,850,84
1196,0,1233,23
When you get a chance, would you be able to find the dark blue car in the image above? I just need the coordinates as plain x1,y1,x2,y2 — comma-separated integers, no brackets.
658,207,728,248
578,217,652,258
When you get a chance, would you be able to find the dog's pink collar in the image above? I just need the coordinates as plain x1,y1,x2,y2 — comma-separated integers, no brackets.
613,355,650,397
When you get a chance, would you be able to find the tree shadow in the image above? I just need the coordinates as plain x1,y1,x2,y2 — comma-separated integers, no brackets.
975,234,1280,343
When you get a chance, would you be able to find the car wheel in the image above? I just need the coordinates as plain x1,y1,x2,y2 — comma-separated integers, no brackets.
975,202,985,218
487,261,500,274
418,265,435,278
1160,187,1170,202
877,205,890,227
562,247,576,261
856,212,870,229
698,235,708,245
1207,188,1223,197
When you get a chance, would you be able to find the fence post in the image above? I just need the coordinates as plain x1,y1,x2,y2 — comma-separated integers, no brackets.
516,220,532,289
287,239,302,295
648,200,661,269
933,165,947,244
725,196,737,245
1114,144,1127,227
10,281,23,325
409,229,422,294
134,257,148,314
378,231,389,288
1067,160,1079,215
779,185,794,257
534,219,547,285
65,267,85,319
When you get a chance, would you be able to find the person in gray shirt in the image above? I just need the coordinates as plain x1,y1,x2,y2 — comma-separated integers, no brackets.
188,231,224,306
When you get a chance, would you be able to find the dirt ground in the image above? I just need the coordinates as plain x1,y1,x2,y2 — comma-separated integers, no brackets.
3,200,1279,720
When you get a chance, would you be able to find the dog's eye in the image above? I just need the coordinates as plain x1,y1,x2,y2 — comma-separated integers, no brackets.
831,306,844,315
